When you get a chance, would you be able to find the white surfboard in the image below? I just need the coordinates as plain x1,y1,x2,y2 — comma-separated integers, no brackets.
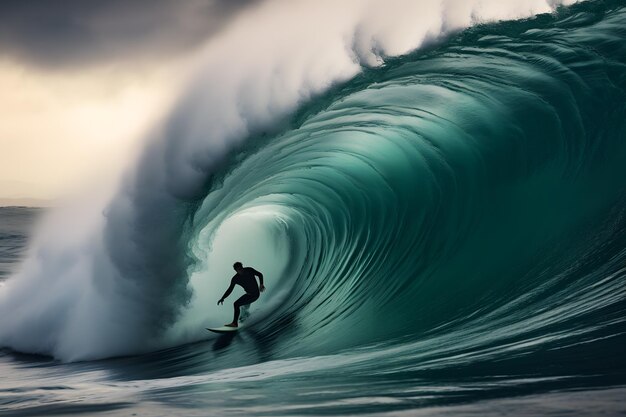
206,326,241,334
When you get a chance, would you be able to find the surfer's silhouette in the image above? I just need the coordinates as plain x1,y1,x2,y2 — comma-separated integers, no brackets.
218,262,265,327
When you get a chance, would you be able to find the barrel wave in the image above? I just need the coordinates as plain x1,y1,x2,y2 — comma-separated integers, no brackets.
186,0,626,362
1,1,626,415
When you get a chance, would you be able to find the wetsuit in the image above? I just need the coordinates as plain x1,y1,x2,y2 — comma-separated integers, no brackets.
220,267,263,323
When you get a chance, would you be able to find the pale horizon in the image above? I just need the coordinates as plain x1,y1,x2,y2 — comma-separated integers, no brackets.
0,0,249,200
0,57,187,201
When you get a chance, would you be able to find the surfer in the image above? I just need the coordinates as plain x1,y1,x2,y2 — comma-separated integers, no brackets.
218,262,265,327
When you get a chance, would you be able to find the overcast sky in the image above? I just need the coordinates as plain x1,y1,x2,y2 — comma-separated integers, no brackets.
0,0,256,200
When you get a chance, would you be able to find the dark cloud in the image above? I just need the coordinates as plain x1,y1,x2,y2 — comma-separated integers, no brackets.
0,0,258,68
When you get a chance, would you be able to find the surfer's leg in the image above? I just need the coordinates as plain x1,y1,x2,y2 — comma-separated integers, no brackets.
231,293,259,325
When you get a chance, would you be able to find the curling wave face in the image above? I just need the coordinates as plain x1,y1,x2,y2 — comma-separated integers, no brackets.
186,1,626,365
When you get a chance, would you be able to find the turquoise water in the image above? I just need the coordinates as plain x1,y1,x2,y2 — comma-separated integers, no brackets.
1,1,626,415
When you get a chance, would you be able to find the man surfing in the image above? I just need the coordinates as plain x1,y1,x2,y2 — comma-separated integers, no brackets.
218,262,265,328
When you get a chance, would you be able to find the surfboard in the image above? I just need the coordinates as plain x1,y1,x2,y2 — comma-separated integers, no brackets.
206,326,241,334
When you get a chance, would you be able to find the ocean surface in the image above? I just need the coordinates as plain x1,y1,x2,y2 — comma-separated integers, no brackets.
1,1,626,416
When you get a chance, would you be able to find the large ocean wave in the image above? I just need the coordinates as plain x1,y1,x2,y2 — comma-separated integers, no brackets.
0,0,625,387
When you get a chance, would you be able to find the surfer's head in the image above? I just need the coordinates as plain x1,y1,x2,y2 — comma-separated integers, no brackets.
233,261,243,273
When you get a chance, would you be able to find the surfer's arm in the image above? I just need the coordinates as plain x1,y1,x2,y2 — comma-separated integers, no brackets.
219,278,236,303
253,269,265,292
